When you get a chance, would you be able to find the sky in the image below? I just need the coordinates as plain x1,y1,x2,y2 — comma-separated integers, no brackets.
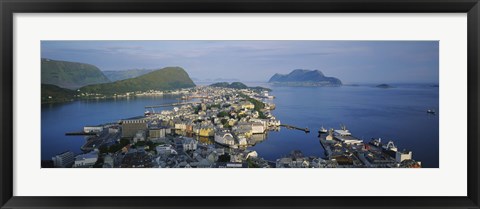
41,41,439,84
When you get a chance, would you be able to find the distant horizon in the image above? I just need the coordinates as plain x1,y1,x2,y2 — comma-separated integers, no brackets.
40,58,440,85
41,40,439,84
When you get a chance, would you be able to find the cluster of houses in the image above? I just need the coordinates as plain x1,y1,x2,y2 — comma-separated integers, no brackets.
121,86,281,149
51,86,282,168
53,86,391,169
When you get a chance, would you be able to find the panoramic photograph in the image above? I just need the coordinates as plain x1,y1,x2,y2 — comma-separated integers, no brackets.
41,41,439,168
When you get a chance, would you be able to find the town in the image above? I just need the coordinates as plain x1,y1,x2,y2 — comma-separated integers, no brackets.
46,86,422,169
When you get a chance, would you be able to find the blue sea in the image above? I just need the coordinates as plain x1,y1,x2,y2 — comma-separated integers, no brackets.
41,83,439,168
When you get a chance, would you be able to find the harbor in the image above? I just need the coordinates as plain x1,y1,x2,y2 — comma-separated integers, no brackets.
318,126,421,168
45,84,436,168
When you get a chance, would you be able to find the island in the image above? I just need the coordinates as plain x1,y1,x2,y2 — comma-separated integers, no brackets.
268,69,342,87
376,84,393,88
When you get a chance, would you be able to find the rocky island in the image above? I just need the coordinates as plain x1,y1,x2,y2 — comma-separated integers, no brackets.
376,84,393,88
268,69,342,87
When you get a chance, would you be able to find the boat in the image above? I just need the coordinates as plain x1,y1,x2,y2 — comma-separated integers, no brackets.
427,109,436,114
144,110,152,116
319,126,328,134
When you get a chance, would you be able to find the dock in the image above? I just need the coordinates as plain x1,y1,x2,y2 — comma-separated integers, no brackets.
65,132,97,136
280,124,310,133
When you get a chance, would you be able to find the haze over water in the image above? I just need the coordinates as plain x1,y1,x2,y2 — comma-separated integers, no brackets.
42,83,439,168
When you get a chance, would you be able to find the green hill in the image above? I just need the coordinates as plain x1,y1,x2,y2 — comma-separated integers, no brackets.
41,84,76,103
41,59,111,89
210,82,271,92
79,67,196,95
210,82,248,89
103,69,155,81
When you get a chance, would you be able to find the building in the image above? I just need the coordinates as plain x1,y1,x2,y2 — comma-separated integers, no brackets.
133,130,146,143
234,122,253,138
84,126,103,133
174,119,187,131
149,128,166,139
182,137,198,151
108,127,119,134
245,150,258,159
238,137,248,146
121,119,147,138
73,150,99,168
156,144,177,155
239,101,255,109
267,119,281,127
396,150,413,163
333,129,363,145
214,132,235,146
199,127,214,137
252,122,266,134
52,151,75,168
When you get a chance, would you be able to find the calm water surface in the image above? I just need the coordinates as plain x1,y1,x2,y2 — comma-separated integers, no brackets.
42,83,439,167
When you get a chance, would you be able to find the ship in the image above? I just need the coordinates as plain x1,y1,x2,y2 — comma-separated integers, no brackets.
427,109,436,114
318,126,328,134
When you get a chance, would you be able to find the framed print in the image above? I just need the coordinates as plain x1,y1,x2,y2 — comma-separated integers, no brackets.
1,0,479,208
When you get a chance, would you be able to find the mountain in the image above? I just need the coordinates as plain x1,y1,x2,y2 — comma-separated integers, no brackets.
41,58,111,89
79,67,196,95
103,69,155,82
210,82,271,92
41,84,76,103
268,69,342,87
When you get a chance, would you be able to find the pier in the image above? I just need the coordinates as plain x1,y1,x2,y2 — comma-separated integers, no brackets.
280,124,310,133
65,132,98,136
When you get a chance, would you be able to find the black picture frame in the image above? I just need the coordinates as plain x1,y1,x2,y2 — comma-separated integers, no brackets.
1,0,479,208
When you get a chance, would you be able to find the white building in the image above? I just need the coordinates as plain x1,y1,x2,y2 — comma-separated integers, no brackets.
156,144,177,155
52,151,75,168
108,127,119,134
238,137,248,146
252,122,266,134
267,119,281,127
396,150,412,163
214,132,235,146
333,129,363,145
182,137,198,151
245,150,258,159
174,122,187,131
250,119,267,127
84,126,103,133
73,151,99,168
334,129,351,136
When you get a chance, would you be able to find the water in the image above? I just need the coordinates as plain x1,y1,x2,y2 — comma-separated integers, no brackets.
41,95,180,160
42,84,439,168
